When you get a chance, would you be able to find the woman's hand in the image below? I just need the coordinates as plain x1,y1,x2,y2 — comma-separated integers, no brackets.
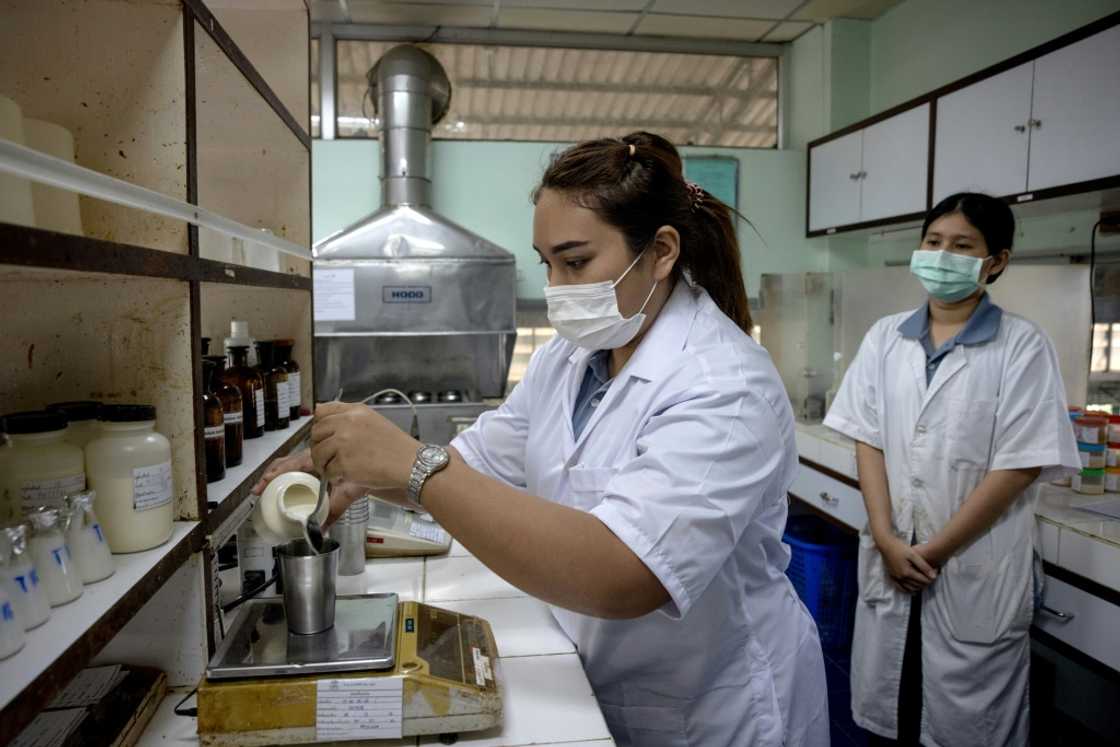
876,535,938,594
250,447,373,524
310,402,419,493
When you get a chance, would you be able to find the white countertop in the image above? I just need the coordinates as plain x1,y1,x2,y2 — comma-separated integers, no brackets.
793,422,1120,593
138,539,615,747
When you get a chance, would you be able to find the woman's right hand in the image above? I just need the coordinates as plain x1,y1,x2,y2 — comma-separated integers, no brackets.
876,535,938,594
250,448,371,525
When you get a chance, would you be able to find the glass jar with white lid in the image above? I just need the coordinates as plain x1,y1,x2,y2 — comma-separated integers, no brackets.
0,410,85,521
85,404,173,553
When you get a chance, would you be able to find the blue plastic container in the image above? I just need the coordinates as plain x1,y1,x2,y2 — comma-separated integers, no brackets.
783,514,858,651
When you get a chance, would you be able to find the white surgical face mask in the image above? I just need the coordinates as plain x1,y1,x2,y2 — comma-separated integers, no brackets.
544,250,658,350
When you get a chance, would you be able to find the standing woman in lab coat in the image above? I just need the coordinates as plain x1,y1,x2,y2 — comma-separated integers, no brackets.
258,131,829,746
825,192,1080,747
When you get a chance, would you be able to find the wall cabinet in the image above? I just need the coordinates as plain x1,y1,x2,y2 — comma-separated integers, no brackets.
809,14,1120,237
808,104,929,233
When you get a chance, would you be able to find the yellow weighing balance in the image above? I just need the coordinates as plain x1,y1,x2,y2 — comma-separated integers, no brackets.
198,594,501,745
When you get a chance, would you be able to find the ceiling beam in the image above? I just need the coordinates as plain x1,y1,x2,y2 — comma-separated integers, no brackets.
442,114,773,135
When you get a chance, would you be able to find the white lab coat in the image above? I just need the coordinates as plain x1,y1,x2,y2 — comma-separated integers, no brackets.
824,306,1079,747
452,281,829,747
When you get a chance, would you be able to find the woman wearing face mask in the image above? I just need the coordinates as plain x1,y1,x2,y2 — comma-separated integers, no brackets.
256,132,829,746
824,192,1079,747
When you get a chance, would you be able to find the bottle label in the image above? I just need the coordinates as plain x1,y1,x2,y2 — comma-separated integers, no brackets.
133,461,173,513
91,523,105,544
277,380,291,415
2,602,13,622
224,411,243,426
289,372,302,409
255,390,265,427
205,425,224,441
21,473,86,511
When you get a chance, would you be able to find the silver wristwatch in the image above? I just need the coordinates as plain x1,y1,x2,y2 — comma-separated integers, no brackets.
407,444,451,506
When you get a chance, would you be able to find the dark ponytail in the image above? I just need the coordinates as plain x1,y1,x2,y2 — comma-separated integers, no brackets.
532,131,753,335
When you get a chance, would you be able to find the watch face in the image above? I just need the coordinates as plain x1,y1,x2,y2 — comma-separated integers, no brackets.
420,445,449,468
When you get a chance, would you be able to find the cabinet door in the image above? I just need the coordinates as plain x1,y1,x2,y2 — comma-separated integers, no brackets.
933,63,1034,203
860,103,930,223
1029,25,1120,192
808,131,862,232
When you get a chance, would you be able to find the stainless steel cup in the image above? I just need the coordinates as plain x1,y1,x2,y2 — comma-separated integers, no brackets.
278,538,339,635
330,496,370,576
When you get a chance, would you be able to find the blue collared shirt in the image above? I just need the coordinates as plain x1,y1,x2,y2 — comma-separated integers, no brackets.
572,350,613,439
898,292,1003,384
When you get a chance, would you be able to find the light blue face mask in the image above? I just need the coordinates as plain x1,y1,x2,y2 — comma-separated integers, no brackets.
909,249,986,303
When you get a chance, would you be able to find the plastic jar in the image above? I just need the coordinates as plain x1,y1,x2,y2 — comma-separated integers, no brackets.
1074,416,1108,445
85,405,173,553
1107,444,1120,469
1078,442,1106,470
1072,468,1106,496
64,491,115,584
26,506,83,606
0,523,50,630
1106,468,1120,493
0,584,24,660
251,471,328,546
0,411,85,520
46,401,102,449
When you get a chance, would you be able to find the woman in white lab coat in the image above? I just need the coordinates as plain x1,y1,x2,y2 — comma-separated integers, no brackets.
824,192,1080,747
258,132,829,746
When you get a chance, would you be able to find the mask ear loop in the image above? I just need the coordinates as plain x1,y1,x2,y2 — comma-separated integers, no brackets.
610,248,648,290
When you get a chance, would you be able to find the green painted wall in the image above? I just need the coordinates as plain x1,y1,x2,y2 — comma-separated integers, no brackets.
870,0,1120,113
313,139,828,300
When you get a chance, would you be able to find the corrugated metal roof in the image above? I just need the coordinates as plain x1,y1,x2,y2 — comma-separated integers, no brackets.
317,40,778,148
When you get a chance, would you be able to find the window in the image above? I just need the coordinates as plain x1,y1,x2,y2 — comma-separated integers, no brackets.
1091,323,1120,374
313,41,779,148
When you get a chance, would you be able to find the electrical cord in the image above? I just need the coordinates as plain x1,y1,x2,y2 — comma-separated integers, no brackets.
174,686,199,718
220,571,278,614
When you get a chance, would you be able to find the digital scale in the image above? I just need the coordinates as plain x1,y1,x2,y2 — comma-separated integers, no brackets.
366,496,453,557
198,594,502,744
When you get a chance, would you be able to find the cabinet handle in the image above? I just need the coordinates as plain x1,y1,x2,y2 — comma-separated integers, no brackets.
1028,118,1042,130
1040,604,1075,623
859,170,868,180
849,172,861,181
818,491,840,505
1013,124,1027,133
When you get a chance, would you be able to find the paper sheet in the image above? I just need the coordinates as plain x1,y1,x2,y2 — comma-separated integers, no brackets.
314,268,356,322
48,665,122,709
316,677,404,740
11,709,86,747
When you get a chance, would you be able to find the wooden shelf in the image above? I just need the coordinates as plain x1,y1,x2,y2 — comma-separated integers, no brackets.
205,419,312,532
0,223,311,290
0,522,202,745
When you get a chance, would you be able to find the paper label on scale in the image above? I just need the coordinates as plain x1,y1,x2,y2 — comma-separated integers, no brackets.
315,678,403,740
132,462,172,512
314,268,356,322
408,518,449,545
289,372,302,408
254,390,265,427
21,473,85,510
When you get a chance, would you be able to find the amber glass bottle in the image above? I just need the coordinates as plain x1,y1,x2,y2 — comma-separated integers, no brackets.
205,355,244,467
201,360,226,483
273,339,301,422
224,345,265,440
254,341,290,431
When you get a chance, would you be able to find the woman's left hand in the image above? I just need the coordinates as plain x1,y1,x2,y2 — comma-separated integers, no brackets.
310,402,418,492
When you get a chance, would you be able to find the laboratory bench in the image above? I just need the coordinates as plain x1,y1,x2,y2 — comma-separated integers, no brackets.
135,539,616,747
791,422,1120,677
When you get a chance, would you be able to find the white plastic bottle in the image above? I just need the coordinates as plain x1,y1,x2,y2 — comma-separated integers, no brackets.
26,506,83,607
236,516,277,597
64,491,115,584
85,405,173,553
46,401,103,449
0,411,85,520
0,584,24,660
0,523,51,629
251,471,327,546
